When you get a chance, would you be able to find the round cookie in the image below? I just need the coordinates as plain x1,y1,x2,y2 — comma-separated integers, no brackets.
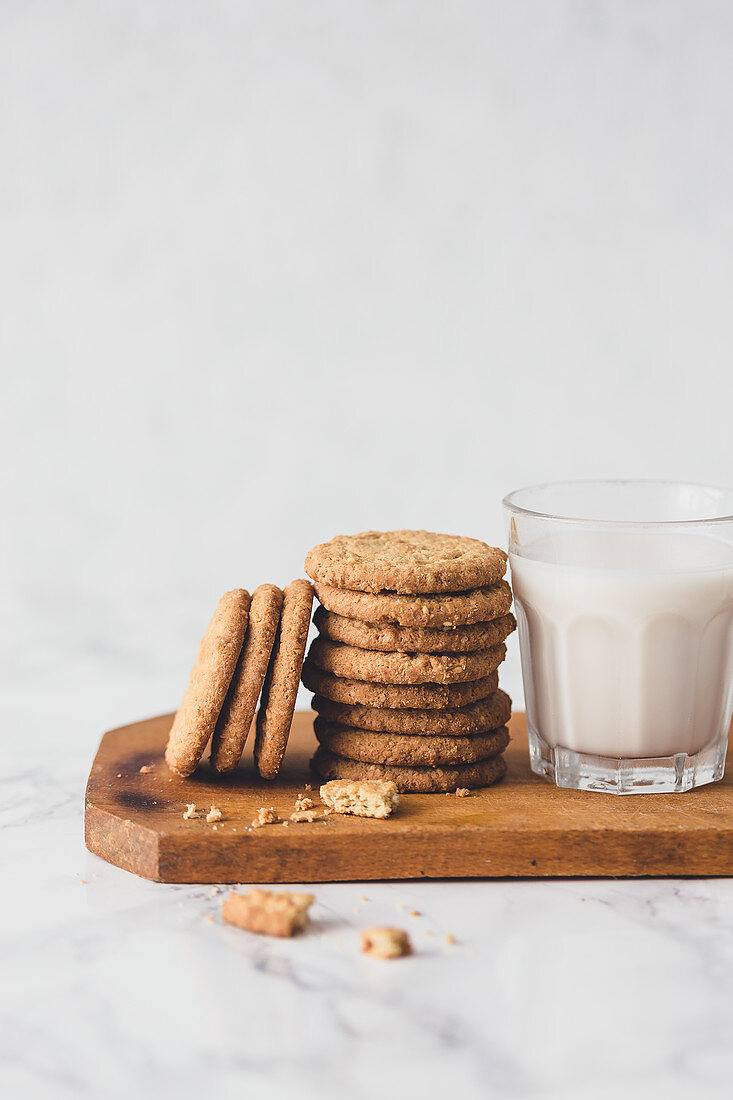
307,636,506,685
311,688,512,735
301,661,499,709
311,745,507,793
313,605,516,653
254,579,315,779
210,584,283,772
314,579,513,629
305,530,507,595
165,589,250,777
314,718,510,766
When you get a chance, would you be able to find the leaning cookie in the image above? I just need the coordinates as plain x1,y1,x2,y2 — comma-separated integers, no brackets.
313,605,516,654
313,579,513,629
301,661,499,709
311,745,508,793
165,589,250,777
305,530,507,595
254,579,315,779
314,718,510,766
210,584,283,772
311,688,512,735
307,636,506,685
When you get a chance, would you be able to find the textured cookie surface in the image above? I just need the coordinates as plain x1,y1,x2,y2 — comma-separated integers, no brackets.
308,636,506,685
210,584,283,772
165,589,250,777
314,718,510,766
311,745,508,792
311,688,512,735
301,661,499,709
254,579,315,779
314,605,516,654
314,579,513,628
305,530,507,595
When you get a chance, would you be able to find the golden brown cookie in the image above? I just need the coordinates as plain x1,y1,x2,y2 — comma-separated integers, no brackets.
165,589,250,777
311,745,507,792
301,661,499,709
314,717,510,766
254,579,315,779
307,636,506,685
313,605,516,653
305,530,507,595
314,579,513,628
210,584,283,773
311,688,512,735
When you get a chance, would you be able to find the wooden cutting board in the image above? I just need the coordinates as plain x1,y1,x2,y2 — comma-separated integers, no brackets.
84,710,733,882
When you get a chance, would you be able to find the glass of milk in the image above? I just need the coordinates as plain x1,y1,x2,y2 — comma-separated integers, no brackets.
503,481,733,794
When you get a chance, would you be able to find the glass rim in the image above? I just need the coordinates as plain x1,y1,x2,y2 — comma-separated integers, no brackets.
502,478,733,528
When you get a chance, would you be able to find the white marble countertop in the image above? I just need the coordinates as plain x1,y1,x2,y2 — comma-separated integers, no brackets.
6,656,733,1100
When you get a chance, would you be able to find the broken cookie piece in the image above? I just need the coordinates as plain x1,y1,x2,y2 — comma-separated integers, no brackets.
222,888,314,937
294,794,314,812
251,806,281,828
361,926,412,959
290,809,328,823
206,806,223,824
320,778,399,819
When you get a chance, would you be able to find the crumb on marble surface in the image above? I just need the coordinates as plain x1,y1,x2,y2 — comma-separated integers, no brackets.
361,927,412,959
222,888,314,937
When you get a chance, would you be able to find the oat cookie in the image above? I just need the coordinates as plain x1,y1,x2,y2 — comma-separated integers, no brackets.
314,605,515,654
305,530,507,595
301,661,499,709
311,688,512,735
308,636,506,685
311,745,508,793
314,579,513,629
254,579,315,779
165,589,250,777
210,584,283,772
319,778,400,818
314,718,510,766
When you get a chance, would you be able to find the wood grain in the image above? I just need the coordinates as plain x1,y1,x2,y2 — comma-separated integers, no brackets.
84,710,733,882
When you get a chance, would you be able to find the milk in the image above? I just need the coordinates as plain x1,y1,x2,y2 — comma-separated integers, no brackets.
510,531,733,759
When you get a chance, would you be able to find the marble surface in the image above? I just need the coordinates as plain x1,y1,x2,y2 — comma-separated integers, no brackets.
5,653,733,1100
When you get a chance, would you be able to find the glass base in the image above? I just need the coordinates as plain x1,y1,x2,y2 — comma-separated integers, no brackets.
528,726,728,794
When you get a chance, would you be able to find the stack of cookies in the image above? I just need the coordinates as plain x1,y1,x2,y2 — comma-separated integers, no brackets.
302,530,515,792
164,580,314,779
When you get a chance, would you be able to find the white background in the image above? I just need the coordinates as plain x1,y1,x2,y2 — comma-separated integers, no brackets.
3,5,733,1098
4,0,733,728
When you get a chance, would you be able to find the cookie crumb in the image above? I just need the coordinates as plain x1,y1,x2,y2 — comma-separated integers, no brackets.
456,788,471,797
182,803,201,820
290,809,328,823
409,909,421,917
320,778,399,819
304,783,312,791
116,773,122,778
222,888,314,938
252,806,281,828
206,806,223,824
208,886,219,897
294,794,314,812
361,896,370,903
444,933,456,945
139,765,153,774
361,927,412,959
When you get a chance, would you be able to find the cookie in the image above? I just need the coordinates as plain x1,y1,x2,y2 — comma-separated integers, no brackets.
311,745,508,793
210,584,283,772
165,589,250,777
311,688,512,735
305,530,507,595
307,636,506,685
254,579,315,779
313,579,513,629
313,604,516,653
314,717,510,766
301,661,499,709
